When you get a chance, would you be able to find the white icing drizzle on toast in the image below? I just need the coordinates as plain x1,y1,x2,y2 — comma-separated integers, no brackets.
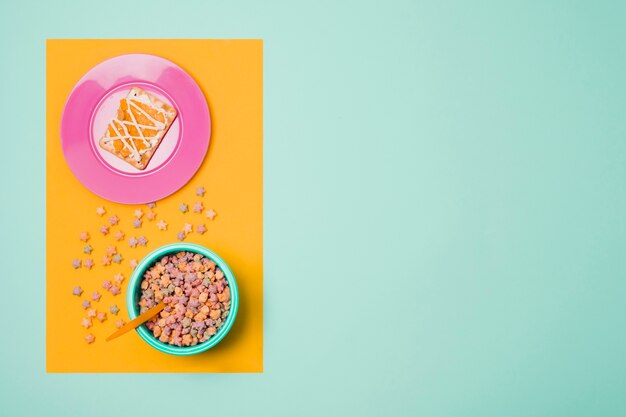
101,89,173,163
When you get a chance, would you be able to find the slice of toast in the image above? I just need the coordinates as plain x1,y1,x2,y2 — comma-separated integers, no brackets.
99,87,177,170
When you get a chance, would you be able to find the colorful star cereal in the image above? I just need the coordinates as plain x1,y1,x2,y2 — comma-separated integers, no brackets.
140,251,231,347
115,319,125,329
83,258,94,270
81,318,92,329
72,259,81,269
81,300,91,310
72,286,83,296
102,280,112,290
195,186,205,197
91,291,101,302
133,218,142,228
79,231,90,242
182,223,193,234
146,211,156,221
100,225,110,235
114,229,125,241
83,244,93,254
193,202,203,213
84,333,95,344
108,215,119,226
96,206,106,216
179,203,189,213
134,209,143,219
177,231,186,241
205,209,217,220
156,220,168,231
96,311,107,322
110,304,120,315
196,224,207,235
147,202,156,209
137,236,148,246
113,273,125,285
112,253,123,264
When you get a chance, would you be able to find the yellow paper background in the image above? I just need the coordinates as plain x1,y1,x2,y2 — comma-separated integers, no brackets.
46,40,263,372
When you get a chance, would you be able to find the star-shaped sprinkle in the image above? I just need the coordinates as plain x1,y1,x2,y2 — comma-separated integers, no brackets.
84,333,95,344
96,206,106,216
206,209,217,220
133,218,142,228
72,286,83,296
115,319,125,329
72,259,81,269
110,286,121,296
113,273,125,284
91,291,101,302
177,231,186,241
87,309,98,319
196,224,207,235
100,225,110,235
83,258,94,269
81,300,91,309
102,255,111,266
129,259,138,270
83,244,93,254
179,203,189,213
112,253,123,264
108,215,119,226
147,202,157,209
134,209,143,219
102,280,112,290
114,229,125,241
128,237,138,248
81,318,92,329
193,202,204,213
145,211,156,221
195,186,205,197
182,223,193,234
79,231,90,242
106,246,117,256
96,311,107,322
137,236,148,246
110,304,120,315
156,219,168,231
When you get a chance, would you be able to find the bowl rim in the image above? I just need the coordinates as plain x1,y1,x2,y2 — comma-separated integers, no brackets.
126,242,239,356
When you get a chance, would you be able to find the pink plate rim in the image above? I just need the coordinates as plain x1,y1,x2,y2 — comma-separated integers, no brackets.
60,53,211,204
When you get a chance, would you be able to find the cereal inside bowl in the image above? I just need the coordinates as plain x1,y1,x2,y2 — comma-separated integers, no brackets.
139,251,232,347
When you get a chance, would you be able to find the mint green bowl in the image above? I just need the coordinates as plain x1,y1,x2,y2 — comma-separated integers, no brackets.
126,243,239,356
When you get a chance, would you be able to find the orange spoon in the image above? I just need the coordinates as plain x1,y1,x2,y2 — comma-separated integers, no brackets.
106,303,166,342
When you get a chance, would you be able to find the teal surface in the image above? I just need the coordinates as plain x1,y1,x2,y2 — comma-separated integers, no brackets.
126,243,239,356
1,0,625,416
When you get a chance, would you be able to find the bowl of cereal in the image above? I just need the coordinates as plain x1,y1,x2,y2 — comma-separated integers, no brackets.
126,243,239,356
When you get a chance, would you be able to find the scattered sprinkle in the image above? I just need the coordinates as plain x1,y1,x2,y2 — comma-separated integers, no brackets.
72,286,83,296
179,203,189,213
112,253,123,264
114,229,125,241
113,273,125,284
100,225,110,235
91,291,102,302
102,280,112,290
96,311,107,322
96,206,106,216
129,259,138,270
79,231,90,242
83,244,93,254
193,202,204,213
196,224,207,234
195,186,205,197
87,309,97,318
115,319,125,329
83,258,94,269
128,237,138,248
156,219,168,231
134,209,143,219
137,236,148,246
110,304,120,315
81,318,92,329
182,223,193,234
147,202,157,209
146,211,156,221
81,300,91,310
108,215,119,226
133,218,142,228
102,255,112,266
84,333,95,344
110,286,121,296
177,231,186,241
72,259,81,269
106,245,117,256
206,209,217,220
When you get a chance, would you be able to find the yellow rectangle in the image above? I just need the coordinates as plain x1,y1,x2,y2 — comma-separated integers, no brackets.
46,39,263,372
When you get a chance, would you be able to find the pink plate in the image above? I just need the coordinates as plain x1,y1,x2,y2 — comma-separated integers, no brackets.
61,54,210,204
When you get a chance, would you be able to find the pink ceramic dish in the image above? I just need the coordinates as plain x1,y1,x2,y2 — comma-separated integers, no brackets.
61,54,210,204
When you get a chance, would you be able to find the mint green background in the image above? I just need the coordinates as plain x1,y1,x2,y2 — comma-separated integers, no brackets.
1,1,625,416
